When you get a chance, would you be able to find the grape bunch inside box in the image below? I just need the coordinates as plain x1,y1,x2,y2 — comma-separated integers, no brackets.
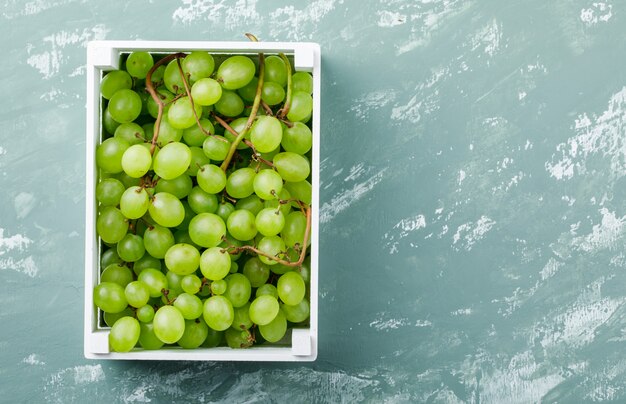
84,41,320,361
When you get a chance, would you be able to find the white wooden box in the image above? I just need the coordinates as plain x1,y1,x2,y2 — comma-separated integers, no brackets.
84,41,320,361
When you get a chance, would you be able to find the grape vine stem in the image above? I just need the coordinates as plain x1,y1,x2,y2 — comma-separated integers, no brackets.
277,53,292,119
212,114,274,168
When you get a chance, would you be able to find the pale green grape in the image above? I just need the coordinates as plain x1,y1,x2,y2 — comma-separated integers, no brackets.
143,225,175,259
200,247,231,281
214,90,244,117
191,78,222,106
168,96,203,129
163,59,185,94
178,319,209,349
216,202,235,222
225,328,253,348
173,293,204,319
108,89,142,123
101,263,133,287
126,52,154,79
220,233,242,261
253,169,283,200
263,55,287,87
138,268,168,297
216,55,255,90
94,281,128,313
197,164,227,194
202,328,223,347
226,209,257,241
273,152,310,182
147,88,175,119
109,316,140,352
270,249,299,275
97,207,128,244
153,142,191,180
181,274,201,295
132,254,162,276
257,235,286,266
281,122,312,155
210,279,227,295
148,192,185,227
258,309,287,343
138,322,164,349
118,171,143,189
183,51,215,83
96,137,130,174
186,147,211,177
187,186,218,214
282,211,308,248
256,284,278,299
188,213,226,248
183,118,214,146
283,180,312,206
282,299,310,323
203,295,234,331
264,188,292,217
121,144,151,178
178,200,195,230
255,208,285,236
223,117,250,150
232,302,253,330
300,256,311,284
155,115,183,146
103,307,133,327
250,116,282,153
235,195,264,215
242,257,270,287
223,273,251,308
237,76,258,102
286,91,313,122
153,305,185,343
136,304,155,323
154,174,193,199
96,178,125,206
277,271,305,305
114,122,145,145
119,186,150,219
117,234,145,262
261,82,285,106
124,281,150,308
103,107,121,135
292,72,313,94
101,70,132,99
166,270,184,293
164,243,200,276
248,295,279,326
226,168,256,199
101,248,123,268
203,135,231,161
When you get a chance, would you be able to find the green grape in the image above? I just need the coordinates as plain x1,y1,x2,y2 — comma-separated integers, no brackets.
203,295,234,331
277,271,305,305
155,174,193,199
283,180,312,206
138,268,168,297
124,281,150,308
138,90,151,116
101,248,123,268
118,171,143,189
237,76,258,102
249,295,279,326
161,289,179,305
263,55,288,87
259,309,287,343
114,122,145,145
261,81,285,106
108,89,142,123
273,152,310,182
235,195,264,215
178,200,195,230
250,116,282,153
103,307,133,327
292,72,313,94
202,328,223,347
103,107,121,135
119,186,150,219
202,135,231,161
191,77,222,106
136,304,155,323
220,233,243,261
97,207,128,244
147,88,175,119
109,316,140,352
271,249,299,275
210,279,227,295
181,274,202,295
256,284,278,299
100,70,132,99
153,305,185,343
223,273,251,308
183,118,214,147
214,90,244,117
281,121,312,155
197,164,227,194
117,234,145,262
188,213,226,248
282,299,310,323
300,256,311,283
133,254,162,276
152,142,191,180
163,59,185,94
282,211,308,248
121,144,152,178
178,319,209,349
96,178,125,206
143,225,175,259
223,117,250,150
225,328,253,348
197,282,212,297
164,243,200,276
173,293,204,319
138,322,164,350
232,302,253,330
255,208,285,237
226,168,256,199
155,115,183,146
257,235,286,266
226,209,257,241
287,91,313,123
200,247,231,281
187,186,218,214
173,229,200,249
230,261,239,274
243,257,270,287
101,263,133,287
96,137,130,174
94,282,128,313
126,52,154,79
216,202,235,222
148,192,185,227
168,96,203,129
253,169,283,200
166,270,184,293
216,55,256,90
264,188,292,217
182,51,214,81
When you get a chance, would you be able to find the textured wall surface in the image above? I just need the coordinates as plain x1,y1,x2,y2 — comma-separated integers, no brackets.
2,0,626,402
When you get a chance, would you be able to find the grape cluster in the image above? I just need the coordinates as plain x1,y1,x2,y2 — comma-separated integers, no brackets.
94,48,314,352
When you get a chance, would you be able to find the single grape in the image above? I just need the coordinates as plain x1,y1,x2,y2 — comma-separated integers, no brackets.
119,186,150,219
168,96,203,129
137,268,168,298
197,164,227,194
183,118,214,147
185,148,210,178
242,257,270,287
255,208,285,237
136,304,155,323
210,279,227,295
148,192,185,228
264,188,292,217
191,78,222,105
152,142,191,180
124,281,150,308
132,254,162,276
263,55,287,87
96,178,125,206
202,327,223,347
173,293,204,319
300,256,311,284
101,248,123,268
257,235,286,266
223,117,250,150
109,316,140,352
292,72,313,94
223,273,251,308
103,307,133,327
147,88,175,119
214,90,244,117
256,284,278,299
117,233,145,262
282,211,308,248
283,180,312,206
155,115,184,146
281,121,312,155
273,152,310,182
225,328,254,348
101,263,133,287
282,299,310,323
226,209,257,241
187,186,218,214
164,243,200,276
250,116,282,153
103,107,121,135
154,174,193,200
97,206,128,244
258,309,287,343
181,274,202,295
203,295,234,331
114,122,145,145
100,70,132,99
237,76,258,103
232,302,253,330
277,271,305,305
126,52,154,79
143,225,175,259
94,282,128,313
178,200,196,230
96,137,130,174
121,144,152,179
226,168,256,199
183,51,215,83
178,319,209,349
216,55,256,90
166,270,184,293
188,213,225,248
203,135,231,161
235,195,264,215
261,81,285,106
163,59,185,94
253,169,283,200
153,305,185,343
249,295,279,326
108,89,142,123
138,322,164,350
118,171,143,189
200,247,231,281
216,202,235,222
286,91,313,123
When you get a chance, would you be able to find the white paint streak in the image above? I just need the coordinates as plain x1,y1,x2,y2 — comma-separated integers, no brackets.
469,19,502,57
575,208,626,252
452,216,496,251
0,256,38,278
580,2,613,26
349,90,397,120
384,214,426,254
73,365,105,384
22,354,45,365
377,10,406,27
0,228,32,255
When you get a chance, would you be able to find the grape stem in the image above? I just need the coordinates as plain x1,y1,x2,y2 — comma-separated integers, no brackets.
277,53,292,119
145,52,187,154
212,114,274,168
175,58,214,138
260,100,274,116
